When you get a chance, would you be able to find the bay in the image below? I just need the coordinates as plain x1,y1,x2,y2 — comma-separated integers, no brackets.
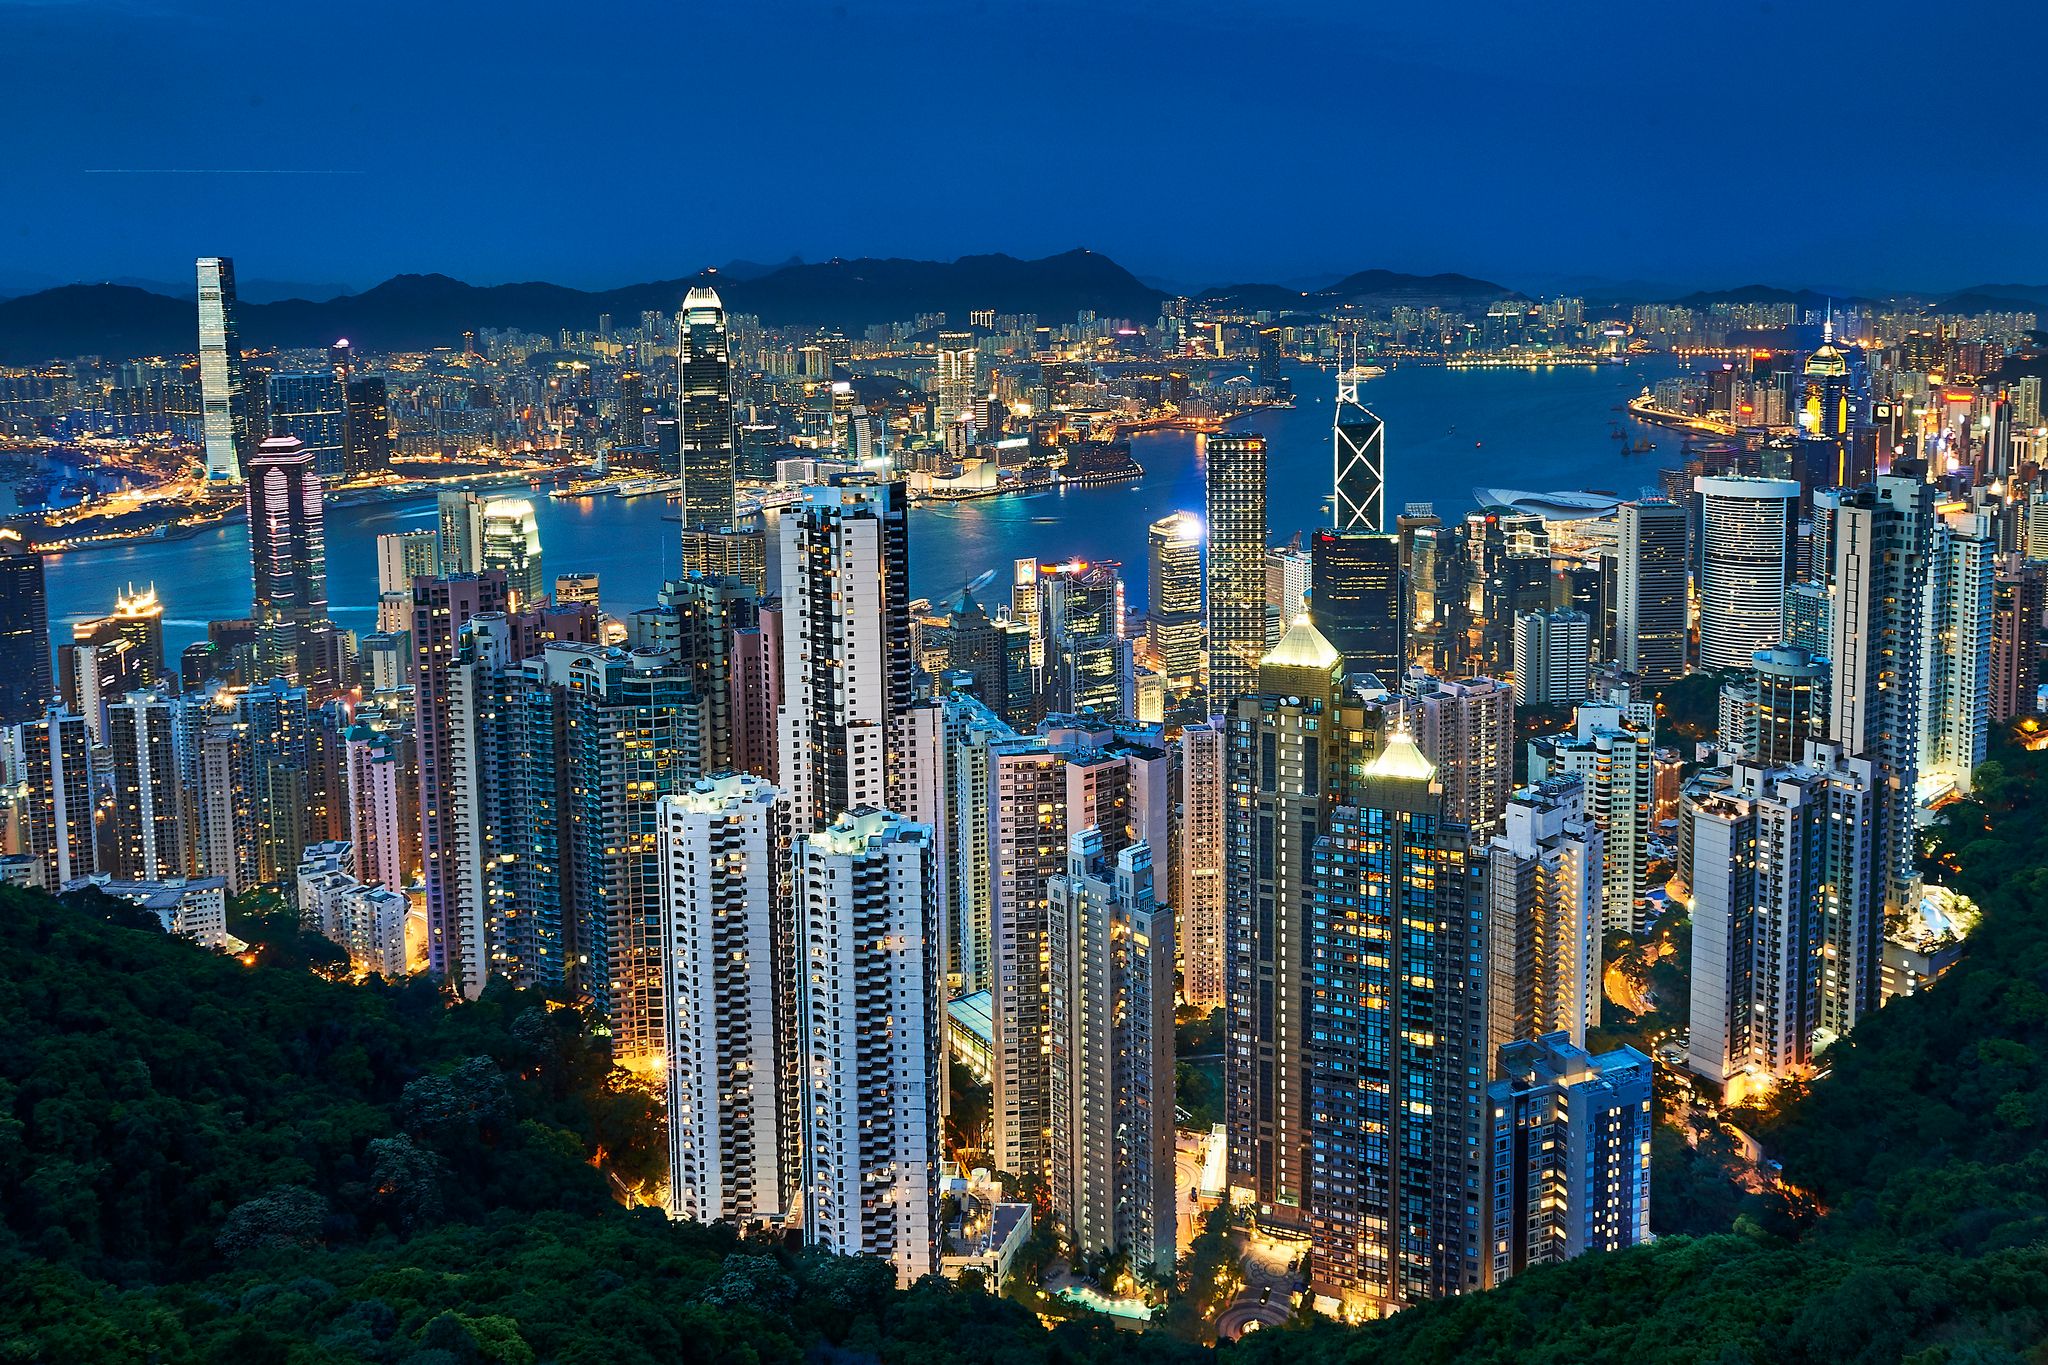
44,357,1683,659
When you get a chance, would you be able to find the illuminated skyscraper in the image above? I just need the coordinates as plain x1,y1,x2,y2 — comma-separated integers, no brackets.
1310,530,1403,679
936,331,979,431
196,256,247,482
268,371,348,480
1306,731,1486,1312
678,286,736,529
1695,477,1799,672
1615,499,1688,683
1146,512,1205,693
796,809,941,1287
659,774,795,1227
1332,368,1385,532
245,435,334,689
1484,776,1602,1065
0,530,52,728
104,690,185,882
1176,721,1227,1011
776,478,912,834
1205,433,1268,706
1920,507,1994,800
7,707,94,892
479,498,545,608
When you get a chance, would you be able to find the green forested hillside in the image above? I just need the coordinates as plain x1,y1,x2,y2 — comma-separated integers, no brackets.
4,739,2047,1362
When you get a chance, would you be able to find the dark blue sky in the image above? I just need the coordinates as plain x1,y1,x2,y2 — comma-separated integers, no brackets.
6,0,2045,297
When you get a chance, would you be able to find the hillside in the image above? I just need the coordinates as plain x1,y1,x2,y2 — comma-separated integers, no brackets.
3,733,2048,1361
0,249,1166,361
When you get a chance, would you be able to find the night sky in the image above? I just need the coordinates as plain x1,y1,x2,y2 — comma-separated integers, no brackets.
5,0,2045,297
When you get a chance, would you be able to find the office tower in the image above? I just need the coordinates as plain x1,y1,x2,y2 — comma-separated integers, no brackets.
776,478,911,834
478,498,545,608
1311,530,1403,679
1146,512,1205,694
1264,543,1312,647
245,435,334,689
939,593,1021,724
795,810,941,1287
1306,731,1484,1312
0,531,51,727
1682,746,1876,1089
1177,721,1227,1011
1047,830,1175,1275
1920,507,1994,800
936,331,979,431
1332,367,1385,532
105,584,165,684
436,490,486,575
678,286,737,530
344,718,414,892
1485,777,1602,1067
413,572,513,987
1614,500,1688,683
614,371,647,450
1036,559,1126,718
1206,433,1268,706
555,572,600,609
344,376,390,477
104,691,184,882
633,573,757,778
1396,670,1515,836
196,256,247,482
1990,555,2045,721
659,774,794,1226
1694,477,1799,671
1529,696,1656,933
1511,609,1591,706
1486,1036,1652,1284
1828,466,1933,917
267,372,348,480
376,529,437,605
1405,520,1467,671
1226,613,1349,1223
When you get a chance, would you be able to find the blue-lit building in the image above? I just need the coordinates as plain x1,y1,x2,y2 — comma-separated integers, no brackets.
1486,1033,1652,1282
1306,731,1487,1317
267,371,348,479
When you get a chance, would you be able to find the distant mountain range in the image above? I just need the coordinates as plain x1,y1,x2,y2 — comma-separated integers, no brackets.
0,250,2042,364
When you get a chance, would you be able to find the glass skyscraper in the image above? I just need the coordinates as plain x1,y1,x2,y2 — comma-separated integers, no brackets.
0,530,52,726
196,256,247,482
1205,432,1268,706
678,286,737,530
267,372,349,480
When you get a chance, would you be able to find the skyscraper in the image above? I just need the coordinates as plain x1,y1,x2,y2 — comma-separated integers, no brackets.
1310,530,1404,680
1177,721,1227,1011
479,498,545,608
436,490,485,576
678,286,737,530
776,478,912,834
1511,609,1591,706
1486,1036,1652,1284
1306,730,1485,1312
267,372,348,480
1484,776,1602,1066
1047,829,1175,1275
1828,466,1933,919
196,256,247,483
1989,554,2045,722
245,435,334,689
1920,506,1994,800
935,332,979,432
1146,512,1204,694
1615,499,1688,683
1206,433,1268,706
659,774,795,1227
1530,696,1657,933
1694,477,1799,672
1332,368,1385,532
796,809,941,1287
104,691,185,882
8,707,94,892
345,376,391,478
0,530,52,727
1395,669,1516,837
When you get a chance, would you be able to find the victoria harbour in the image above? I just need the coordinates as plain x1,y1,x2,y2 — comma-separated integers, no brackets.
42,358,1680,655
